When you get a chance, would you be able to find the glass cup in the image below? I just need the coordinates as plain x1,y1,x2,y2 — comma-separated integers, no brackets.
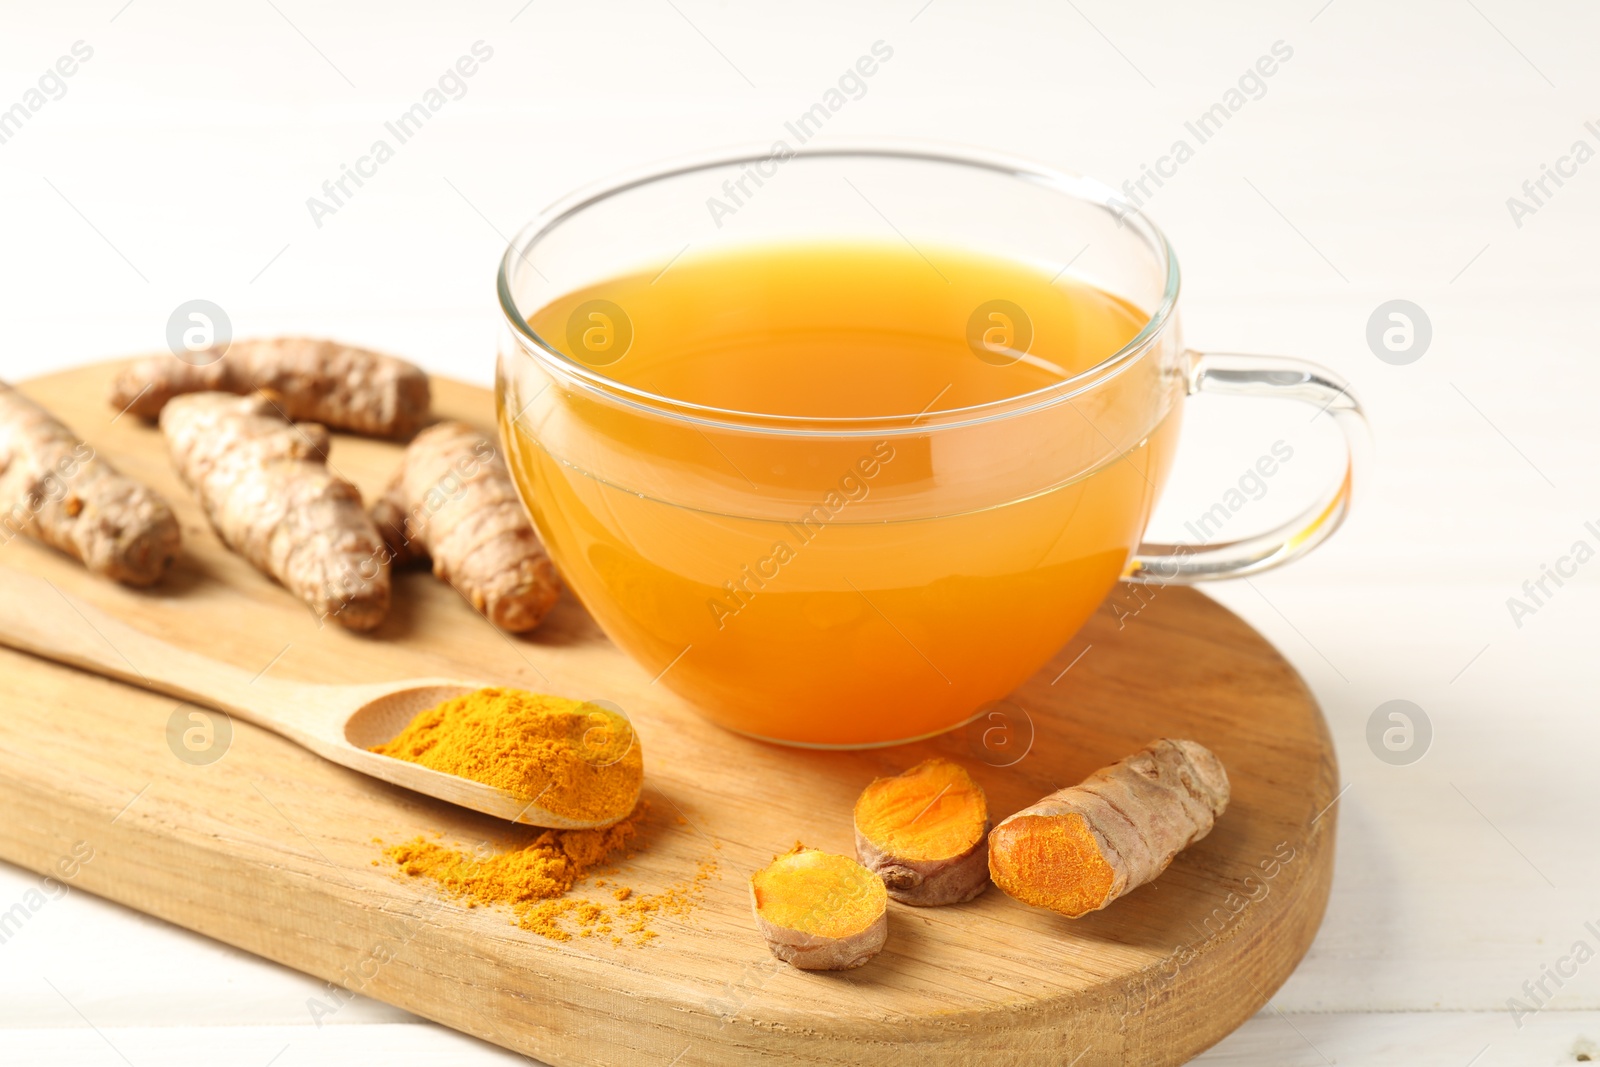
495,144,1365,748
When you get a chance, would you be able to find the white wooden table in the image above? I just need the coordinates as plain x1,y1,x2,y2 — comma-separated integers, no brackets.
2,1,1596,1062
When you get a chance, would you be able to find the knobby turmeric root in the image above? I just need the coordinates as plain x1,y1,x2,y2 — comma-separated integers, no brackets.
370,421,560,633
988,739,1230,918
111,337,431,439
0,381,180,585
750,846,888,970
854,758,990,906
161,393,390,630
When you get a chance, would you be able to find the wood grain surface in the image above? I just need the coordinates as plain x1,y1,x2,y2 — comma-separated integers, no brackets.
0,361,1337,1066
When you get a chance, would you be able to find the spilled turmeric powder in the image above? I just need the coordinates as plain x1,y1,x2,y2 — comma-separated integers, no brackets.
381,803,717,945
371,686,642,825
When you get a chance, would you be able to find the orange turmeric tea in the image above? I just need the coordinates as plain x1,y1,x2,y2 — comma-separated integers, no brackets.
499,242,1181,746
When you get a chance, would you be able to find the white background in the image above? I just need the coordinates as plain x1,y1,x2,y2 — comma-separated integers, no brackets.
2,1,1598,1064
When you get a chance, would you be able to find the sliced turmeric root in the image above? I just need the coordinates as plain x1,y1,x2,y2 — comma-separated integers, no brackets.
749,846,887,970
988,739,1230,917
854,758,990,906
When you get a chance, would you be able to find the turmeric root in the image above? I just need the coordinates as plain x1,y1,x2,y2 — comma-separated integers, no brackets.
750,846,887,970
854,758,990,906
370,421,559,633
110,337,431,439
161,392,390,630
0,381,180,585
988,739,1229,918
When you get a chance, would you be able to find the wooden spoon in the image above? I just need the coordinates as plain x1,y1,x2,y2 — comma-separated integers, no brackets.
0,567,632,829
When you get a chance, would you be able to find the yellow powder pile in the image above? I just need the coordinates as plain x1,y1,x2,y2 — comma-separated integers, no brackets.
382,804,718,945
370,687,642,824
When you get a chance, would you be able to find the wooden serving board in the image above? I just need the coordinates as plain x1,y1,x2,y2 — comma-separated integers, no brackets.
0,361,1337,1066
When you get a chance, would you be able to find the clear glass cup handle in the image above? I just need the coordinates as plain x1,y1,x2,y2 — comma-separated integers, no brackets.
1125,350,1369,584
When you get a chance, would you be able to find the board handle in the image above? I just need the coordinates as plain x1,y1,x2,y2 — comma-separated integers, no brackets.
1125,351,1369,583
0,566,297,726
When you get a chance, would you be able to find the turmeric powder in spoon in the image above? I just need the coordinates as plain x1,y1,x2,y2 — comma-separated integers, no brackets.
371,687,642,826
